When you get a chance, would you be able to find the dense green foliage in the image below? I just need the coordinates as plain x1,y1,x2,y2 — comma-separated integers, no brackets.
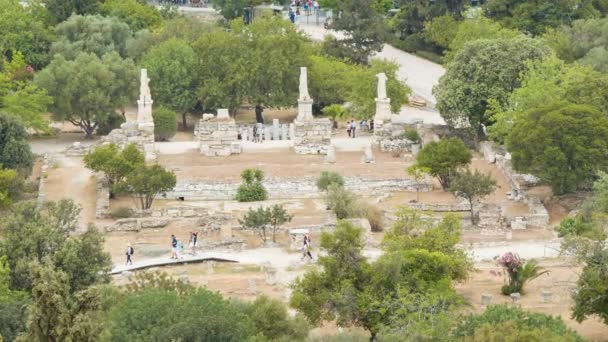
414,138,472,189
235,168,268,202
35,52,137,138
291,211,470,339
152,106,177,141
434,37,550,135
0,200,111,292
84,143,144,196
507,102,608,195
100,0,162,31
0,114,34,174
455,305,584,341
142,39,198,129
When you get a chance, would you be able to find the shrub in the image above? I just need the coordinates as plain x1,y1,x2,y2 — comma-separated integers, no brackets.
316,171,345,191
110,207,135,219
235,168,268,202
356,201,384,232
325,184,358,219
497,253,548,295
153,106,177,141
403,128,421,142
96,112,125,135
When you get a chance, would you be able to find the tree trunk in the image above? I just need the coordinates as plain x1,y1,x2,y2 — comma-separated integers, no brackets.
255,105,264,124
182,112,188,130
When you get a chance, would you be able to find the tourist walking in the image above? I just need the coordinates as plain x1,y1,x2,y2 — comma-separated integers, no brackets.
171,234,178,259
190,231,199,255
350,120,357,138
347,121,352,137
301,235,313,261
125,243,134,265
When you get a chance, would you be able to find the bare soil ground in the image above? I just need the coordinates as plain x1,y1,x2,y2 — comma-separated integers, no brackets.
43,156,97,230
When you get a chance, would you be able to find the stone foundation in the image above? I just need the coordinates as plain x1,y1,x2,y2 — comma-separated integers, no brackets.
102,121,156,161
164,176,433,200
292,119,332,155
195,118,241,156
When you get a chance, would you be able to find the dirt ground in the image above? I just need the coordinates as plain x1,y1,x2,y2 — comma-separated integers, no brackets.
43,156,97,230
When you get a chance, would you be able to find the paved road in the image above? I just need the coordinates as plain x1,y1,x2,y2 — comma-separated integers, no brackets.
296,23,445,106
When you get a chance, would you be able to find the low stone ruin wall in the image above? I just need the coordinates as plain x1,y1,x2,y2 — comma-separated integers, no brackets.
238,120,291,142
164,176,433,200
95,175,110,219
292,119,332,155
195,119,241,157
479,142,539,192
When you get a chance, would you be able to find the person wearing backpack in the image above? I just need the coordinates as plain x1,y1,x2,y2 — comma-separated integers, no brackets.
126,243,134,265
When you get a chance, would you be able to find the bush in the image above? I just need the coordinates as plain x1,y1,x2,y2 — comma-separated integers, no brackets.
97,112,125,135
316,171,345,191
244,295,309,341
403,128,421,142
235,168,268,202
325,184,358,219
110,207,135,219
153,106,177,141
356,202,384,232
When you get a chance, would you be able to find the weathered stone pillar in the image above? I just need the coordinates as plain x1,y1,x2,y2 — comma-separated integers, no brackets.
296,67,314,122
272,119,280,140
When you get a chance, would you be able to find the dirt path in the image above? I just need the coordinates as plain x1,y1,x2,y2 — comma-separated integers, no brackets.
44,156,97,230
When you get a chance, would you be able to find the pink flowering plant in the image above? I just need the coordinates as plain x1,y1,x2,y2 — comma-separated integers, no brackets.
496,252,548,295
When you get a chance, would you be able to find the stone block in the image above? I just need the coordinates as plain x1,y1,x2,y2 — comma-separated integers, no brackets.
510,292,521,304
540,289,552,303
139,218,169,228
481,293,493,306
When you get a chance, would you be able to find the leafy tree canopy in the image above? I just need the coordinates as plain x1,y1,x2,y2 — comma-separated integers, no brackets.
0,113,34,174
448,169,496,223
50,14,132,60
35,52,137,138
43,0,104,24
152,106,177,141
390,0,465,37
125,164,177,210
434,37,550,135
84,143,144,196
0,0,53,68
507,102,608,195
100,0,162,31
414,138,472,189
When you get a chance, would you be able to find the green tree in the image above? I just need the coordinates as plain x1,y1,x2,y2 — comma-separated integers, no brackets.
316,171,346,192
0,0,53,68
235,168,268,202
142,39,198,130
50,14,132,60
0,52,53,132
322,104,349,129
17,260,105,342
0,166,21,209
100,0,162,31
152,106,177,141
489,56,608,143
448,169,496,223
323,0,388,64
125,164,177,210
104,288,255,341
35,52,138,138
484,0,604,35
239,206,271,243
414,138,472,189
444,16,521,62
454,305,584,341
507,102,608,195
0,114,34,174
390,0,465,38
0,200,111,292
43,0,105,24
572,244,608,325
0,256,29,341
325,183,358,219
434,37,549,135
308,55,356,112
244,295,309,341
84,143,144,197
269,204,292,243
423,15,460,50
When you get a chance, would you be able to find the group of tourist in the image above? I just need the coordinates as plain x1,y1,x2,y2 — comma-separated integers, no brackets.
170,232,199,259
347,119,373,138
289,0,320,22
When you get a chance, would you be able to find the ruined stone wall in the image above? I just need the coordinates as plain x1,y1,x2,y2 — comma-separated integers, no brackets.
101,122,156,161
104,206,232,232
292,119,332,155
195,119,241,156
164,176,433,200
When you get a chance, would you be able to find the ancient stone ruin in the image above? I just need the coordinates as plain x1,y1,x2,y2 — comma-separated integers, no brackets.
292,67,332,155
195,109,242,157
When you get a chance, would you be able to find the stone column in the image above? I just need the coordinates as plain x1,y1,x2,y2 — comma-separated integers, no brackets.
272,119,280,140
289,123,295,140
296,67,314,121
373,73,392,124
281,124,289,140
137,69,154,125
